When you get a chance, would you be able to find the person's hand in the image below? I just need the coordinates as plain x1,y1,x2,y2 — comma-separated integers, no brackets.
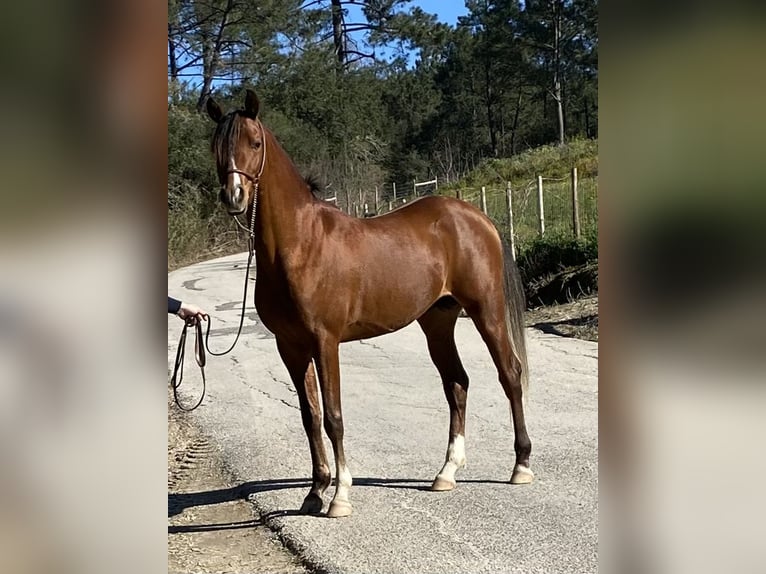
177,302,208,325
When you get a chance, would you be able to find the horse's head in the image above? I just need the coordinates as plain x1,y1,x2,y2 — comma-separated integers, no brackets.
206,89,266,216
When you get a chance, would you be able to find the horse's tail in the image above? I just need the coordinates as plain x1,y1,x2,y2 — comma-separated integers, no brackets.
502,240,529,394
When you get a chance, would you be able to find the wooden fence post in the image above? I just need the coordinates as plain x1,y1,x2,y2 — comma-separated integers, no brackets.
537,175,545,236
456,188,462,201
392,182,397,201
413,179,417,197
480,186,488,215
374,185,379,214
434,176,438,191
345,188,352,215
506,181,516,260
571,167,581,238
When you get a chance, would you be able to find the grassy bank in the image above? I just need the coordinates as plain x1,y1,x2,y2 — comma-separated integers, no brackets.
440,138,598,252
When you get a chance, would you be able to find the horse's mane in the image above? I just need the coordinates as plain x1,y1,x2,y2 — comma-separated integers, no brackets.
306,175,342,210
304,174,324,198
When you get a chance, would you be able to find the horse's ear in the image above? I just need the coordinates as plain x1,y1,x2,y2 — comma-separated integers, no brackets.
244,89,260,118
206,97,223,123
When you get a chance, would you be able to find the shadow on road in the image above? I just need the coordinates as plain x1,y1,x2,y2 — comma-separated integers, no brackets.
169,477,311,517
169,518,264,534
169,475,513,523
530,314,598,339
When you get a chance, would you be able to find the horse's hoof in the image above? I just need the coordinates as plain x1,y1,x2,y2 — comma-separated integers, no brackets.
430,475,456,491
299,493,324,515
326,500,352,518
510,464,534,484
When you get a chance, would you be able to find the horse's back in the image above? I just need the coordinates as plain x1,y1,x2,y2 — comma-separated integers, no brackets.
390,195,500,249
364,195,499,242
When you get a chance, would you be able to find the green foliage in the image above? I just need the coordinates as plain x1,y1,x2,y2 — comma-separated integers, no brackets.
516,231,598,287
168,105,216,190
168,180,243,270
454,138,598,187
167,0,598,270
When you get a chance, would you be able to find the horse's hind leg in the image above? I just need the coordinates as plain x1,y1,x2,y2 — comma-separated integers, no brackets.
464,299,533,484
418,303,469,491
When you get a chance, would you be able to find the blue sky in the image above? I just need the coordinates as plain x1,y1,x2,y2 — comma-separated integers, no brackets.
177,1,467,91
410,0,469,24
344,0,468,26
342,0,469,65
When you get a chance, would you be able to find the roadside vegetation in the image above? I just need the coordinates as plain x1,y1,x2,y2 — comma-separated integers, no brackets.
168,0,598,302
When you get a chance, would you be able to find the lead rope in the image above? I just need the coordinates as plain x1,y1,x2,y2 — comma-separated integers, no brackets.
172,190,255,411
171,319,207,411
171,121,265,411
203,178,258,358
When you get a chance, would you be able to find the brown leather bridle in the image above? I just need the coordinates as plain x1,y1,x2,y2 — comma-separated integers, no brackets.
227,119,267,253
171,120,268,412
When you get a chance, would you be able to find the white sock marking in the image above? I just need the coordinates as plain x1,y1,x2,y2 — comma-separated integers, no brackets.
333,463,353,503
436,434,466,483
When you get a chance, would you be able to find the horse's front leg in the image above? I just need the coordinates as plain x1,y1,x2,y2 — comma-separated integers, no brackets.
276,338,330,514
313,335,353,518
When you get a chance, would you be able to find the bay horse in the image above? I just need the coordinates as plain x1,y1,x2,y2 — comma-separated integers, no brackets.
206,90,533,518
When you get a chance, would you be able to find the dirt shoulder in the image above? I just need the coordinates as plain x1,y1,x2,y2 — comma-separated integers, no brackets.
168,392,306,574
525,295,598,342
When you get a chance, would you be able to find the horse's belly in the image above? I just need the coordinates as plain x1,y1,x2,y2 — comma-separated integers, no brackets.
339,286,443,342
340,318,412,342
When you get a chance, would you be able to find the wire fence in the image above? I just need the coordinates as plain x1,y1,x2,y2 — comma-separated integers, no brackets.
462,174,597,247
329,178,440,217
327,168,597,257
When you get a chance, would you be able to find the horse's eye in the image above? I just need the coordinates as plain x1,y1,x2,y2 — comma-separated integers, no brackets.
251,141,261,150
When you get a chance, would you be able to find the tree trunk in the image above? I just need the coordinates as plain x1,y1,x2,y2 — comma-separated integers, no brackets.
168,23,178,81
554,77,564,145
552,0,565,146
331,0,345,70
499,105,506,156
484,56,498,157
511,90,522,155
197,45,216,112
195,0,233,112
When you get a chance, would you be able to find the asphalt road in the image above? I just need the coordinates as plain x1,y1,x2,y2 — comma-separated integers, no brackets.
168,252,598,574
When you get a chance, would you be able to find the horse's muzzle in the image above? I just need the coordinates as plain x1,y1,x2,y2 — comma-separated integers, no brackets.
220,186,246,215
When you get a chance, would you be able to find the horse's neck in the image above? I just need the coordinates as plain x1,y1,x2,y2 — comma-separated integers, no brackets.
255,129,315,263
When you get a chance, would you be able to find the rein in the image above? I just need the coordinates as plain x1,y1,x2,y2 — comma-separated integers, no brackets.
171,120,266,411
170,319,207,411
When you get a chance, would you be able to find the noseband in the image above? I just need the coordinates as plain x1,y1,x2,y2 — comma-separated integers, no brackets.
227,168,260,182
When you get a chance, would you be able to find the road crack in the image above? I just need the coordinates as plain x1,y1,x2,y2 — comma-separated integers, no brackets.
535,338,598,360
247,383,299,411
358,339,396,361
228,362,299,411
397,499,491,570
